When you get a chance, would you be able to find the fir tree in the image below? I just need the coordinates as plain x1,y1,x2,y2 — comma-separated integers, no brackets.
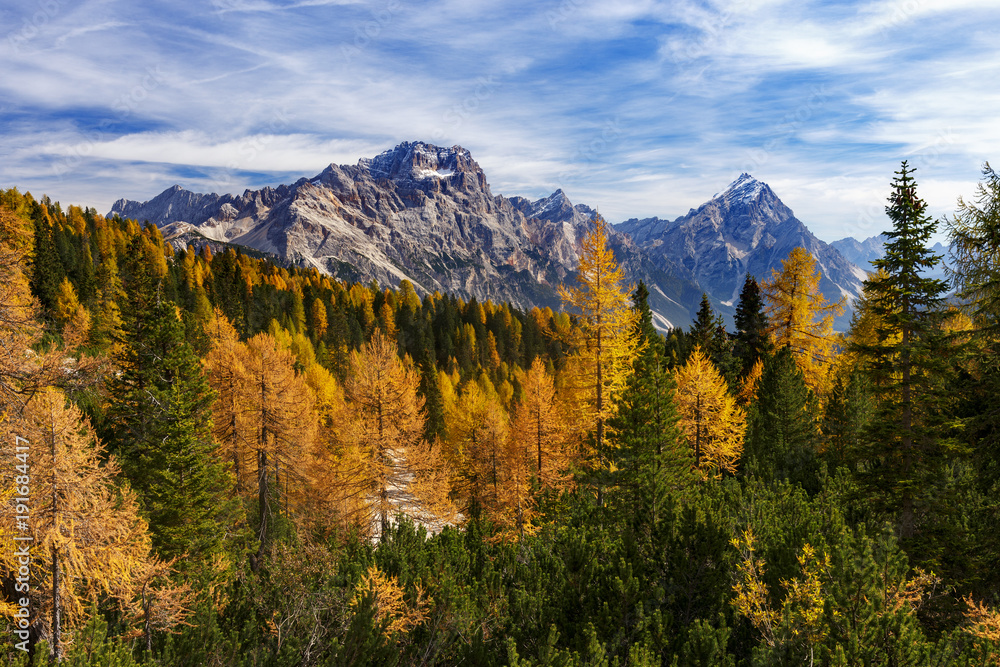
821,368,873,473
691,293,716,351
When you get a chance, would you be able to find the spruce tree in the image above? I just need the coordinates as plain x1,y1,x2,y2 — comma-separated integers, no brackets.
822,369,873,473
104,238,237,568
691,293,716,351
608,282,693,521
733,274,771,377
852,161,955,541
743,347,821,493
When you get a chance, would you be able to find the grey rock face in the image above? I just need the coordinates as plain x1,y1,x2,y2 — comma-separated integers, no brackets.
617,174,866,326
109,141,698,328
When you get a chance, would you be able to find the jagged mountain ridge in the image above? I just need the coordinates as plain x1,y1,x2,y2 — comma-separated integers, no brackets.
830,234,887,269
617,173,866,326
109,142,699,328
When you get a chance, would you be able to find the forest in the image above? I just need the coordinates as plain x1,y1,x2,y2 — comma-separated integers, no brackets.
2,161,1000,666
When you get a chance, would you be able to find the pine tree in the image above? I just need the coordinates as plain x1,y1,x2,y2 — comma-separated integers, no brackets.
558,215,641,502
104,251,238,569
852,161,956,541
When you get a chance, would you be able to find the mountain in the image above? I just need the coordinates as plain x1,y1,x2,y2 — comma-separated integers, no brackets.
830,234,886,270
109,141,700,328
617,173,866,327
831,235,951,282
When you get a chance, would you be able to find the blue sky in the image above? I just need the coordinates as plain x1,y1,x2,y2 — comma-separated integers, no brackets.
2,0,998,242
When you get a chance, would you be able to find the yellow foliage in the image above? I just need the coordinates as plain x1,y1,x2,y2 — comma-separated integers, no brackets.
53,277,91,343
732,530,835,659
674,346,745,479
352,565,429,638
558,215,641,482
344,330,427,538
963,595,1000,653
780,544,834,648
511,358,572,492
737,358,764,406
761,247,844,396
731,528,779,647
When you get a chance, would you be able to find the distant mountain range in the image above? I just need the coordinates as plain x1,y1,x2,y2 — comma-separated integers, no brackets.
616,173,865,327
110,142,884,329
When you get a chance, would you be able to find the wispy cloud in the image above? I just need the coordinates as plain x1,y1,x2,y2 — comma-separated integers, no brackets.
1,0,997,241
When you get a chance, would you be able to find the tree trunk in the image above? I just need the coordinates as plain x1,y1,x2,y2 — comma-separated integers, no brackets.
51,548,61,664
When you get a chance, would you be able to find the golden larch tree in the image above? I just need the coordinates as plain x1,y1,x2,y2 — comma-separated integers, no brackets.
344,329,426,540
674,346,746,479
761,247,844,396
558,215,641,499
9,389,155,660
445,380,509,522
510,357,571,491
241,333,316,567
204,310,253,496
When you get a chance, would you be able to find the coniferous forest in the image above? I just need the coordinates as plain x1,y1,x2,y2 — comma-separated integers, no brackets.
3,161,1000,665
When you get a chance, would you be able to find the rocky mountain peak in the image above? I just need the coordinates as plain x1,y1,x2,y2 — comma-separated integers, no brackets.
358,141,480,182
714,172,767,206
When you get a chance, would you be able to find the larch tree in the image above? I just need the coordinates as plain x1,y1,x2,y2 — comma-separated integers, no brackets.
203,310,253,498
446,379,509,524
852,162,954,541
0,206,42,418
557,215,641,503
15,389,153,661
510,357,570,492
344,329,426,540
674,345,746,480
761,247,844,396
243,333,317,566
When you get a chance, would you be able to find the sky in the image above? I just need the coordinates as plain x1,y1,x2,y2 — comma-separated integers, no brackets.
2,0,999,243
